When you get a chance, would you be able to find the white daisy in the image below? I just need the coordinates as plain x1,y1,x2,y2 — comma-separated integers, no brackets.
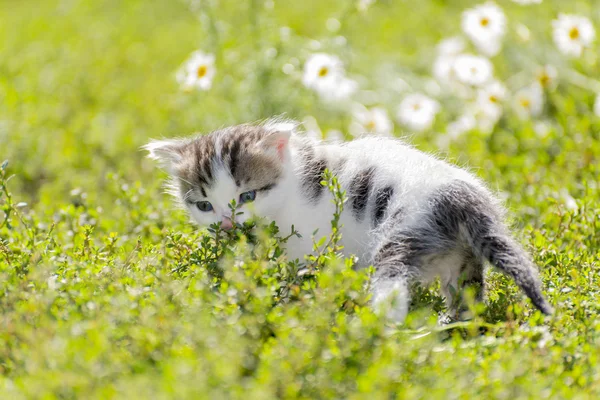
536,64,558,89
302,53,356,102
476,80,507,120
302,53,344,89
397,93,440,132
350,105,393,136
552,14,596,57
462,2,506,56
176,51,216,91
453,54,493,87
514,84,544,120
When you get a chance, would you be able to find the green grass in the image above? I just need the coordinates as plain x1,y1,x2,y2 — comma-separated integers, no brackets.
1,0,600,398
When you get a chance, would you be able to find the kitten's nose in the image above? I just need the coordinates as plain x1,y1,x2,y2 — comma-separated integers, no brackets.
220,216,233,230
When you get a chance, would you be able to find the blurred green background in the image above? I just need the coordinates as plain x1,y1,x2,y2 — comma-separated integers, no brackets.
2,0,597,210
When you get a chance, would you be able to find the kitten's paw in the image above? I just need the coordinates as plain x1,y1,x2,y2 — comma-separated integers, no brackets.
372,280,409,323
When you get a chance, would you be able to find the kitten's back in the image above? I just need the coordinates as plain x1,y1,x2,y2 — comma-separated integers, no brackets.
316,136,483,220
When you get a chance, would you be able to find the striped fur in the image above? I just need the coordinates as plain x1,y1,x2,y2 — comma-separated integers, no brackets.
145,119,552,322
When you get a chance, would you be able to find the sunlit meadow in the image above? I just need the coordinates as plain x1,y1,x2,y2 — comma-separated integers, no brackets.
1,0,599,398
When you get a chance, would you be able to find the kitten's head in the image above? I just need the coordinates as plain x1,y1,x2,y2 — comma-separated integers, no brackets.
144,120,297,229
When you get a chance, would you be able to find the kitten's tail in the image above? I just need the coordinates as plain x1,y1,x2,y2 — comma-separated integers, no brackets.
432,180,553,316
473,233,554,315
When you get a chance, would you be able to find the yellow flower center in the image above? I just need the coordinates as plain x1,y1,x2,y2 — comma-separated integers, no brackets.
318,66,329,77
538,73,550,86
412,103,422,111
366,120,376,131
569,27,580,40
519,98,531,109
197,65,208,78
489,95,498,103
480,17,490,27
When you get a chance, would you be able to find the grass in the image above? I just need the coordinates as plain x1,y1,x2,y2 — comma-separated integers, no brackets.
1,0,600,398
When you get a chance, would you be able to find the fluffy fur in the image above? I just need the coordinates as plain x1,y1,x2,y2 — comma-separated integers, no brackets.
144,119,553,321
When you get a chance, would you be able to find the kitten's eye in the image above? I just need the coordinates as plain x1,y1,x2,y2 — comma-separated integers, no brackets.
196,201,213,212
239,190,256,204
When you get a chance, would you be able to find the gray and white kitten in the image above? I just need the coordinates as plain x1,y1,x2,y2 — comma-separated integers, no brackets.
145,119,553,321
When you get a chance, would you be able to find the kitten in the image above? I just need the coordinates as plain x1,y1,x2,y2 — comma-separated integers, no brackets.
144,119,553,321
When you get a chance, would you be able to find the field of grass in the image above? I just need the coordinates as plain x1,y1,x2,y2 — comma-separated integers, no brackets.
1,0,600,398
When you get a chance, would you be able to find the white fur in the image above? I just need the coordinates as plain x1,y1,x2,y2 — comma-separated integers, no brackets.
267,135,484,264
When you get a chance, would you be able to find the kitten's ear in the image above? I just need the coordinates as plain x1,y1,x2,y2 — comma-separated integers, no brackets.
143,139,185,173
258,120,297,161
